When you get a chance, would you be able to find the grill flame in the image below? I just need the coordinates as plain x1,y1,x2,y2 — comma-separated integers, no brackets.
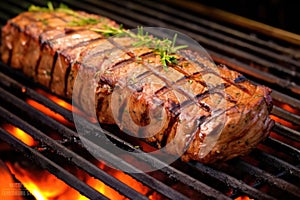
3,124,36,146
3,87,299,200
1,90,160,200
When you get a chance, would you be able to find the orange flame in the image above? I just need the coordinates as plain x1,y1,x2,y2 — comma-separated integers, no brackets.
83,162,160,200
34,89,97,124
3,124,36,147
6,162,83,200
0,162,22,200
3,89,160,200
270,115,298,130
35,89,72,111
5,160,159,200
26,99,73,127
235,196,253,200
281,103,300,115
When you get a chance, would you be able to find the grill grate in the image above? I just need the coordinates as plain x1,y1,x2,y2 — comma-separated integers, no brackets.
0,0,300,199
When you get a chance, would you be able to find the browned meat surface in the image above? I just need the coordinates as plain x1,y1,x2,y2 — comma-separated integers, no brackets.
0,9,274,164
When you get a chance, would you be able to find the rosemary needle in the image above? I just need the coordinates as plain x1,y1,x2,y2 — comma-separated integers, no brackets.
92,26,188,69
29,2,188,69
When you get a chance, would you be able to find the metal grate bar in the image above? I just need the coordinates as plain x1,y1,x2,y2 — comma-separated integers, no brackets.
0,68,225,197
0,66,73,122
234,160,300,199
264,137,300,161
128,0,300,58
2,66,299,199
0,104,149,200
3,0,300,95
80,118,231,200
2,1,300,99
0,77,229,199
0,65,258,198
1,1,300,199
273,123,300,142
271,90,300,110
0,81,196,200
250,149,300,180
0,1,23,16
63,0,300,83
271,106,300,126
105,0,300,70
188,162,276,200
209,51,300,97
0,127,109,200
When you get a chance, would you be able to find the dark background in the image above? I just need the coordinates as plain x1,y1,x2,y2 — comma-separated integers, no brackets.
195,0,300,35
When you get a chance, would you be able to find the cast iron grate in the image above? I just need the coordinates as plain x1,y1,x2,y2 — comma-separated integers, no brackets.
0,0,299,199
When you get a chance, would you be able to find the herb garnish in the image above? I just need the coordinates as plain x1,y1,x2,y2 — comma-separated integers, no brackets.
91,26,188,70
28,1,101,26
29,2,188,69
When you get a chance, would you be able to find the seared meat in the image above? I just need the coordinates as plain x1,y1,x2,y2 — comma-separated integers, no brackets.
1,9,274,164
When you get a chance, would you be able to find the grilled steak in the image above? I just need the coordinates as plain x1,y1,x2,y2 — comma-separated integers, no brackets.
1,9,274,163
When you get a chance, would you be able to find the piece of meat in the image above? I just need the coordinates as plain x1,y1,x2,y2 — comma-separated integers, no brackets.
0,9,274,164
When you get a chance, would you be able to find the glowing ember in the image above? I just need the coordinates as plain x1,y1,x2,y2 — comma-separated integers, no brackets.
35,89,73,111
4,160,161,200
83,162,160,200
6,162,83,200
3,124,36,146
0,161,22,200
281,103,300,115
34,89,97,124
2,90,158,199
270,115,299,130
235,196,253,200
26,99,73,126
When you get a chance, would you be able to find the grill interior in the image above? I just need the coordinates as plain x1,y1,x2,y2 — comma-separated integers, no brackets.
0,0,300,200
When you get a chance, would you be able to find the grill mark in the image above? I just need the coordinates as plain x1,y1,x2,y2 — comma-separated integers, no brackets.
153,66,221,99
62,38,105,96
10,22,22,32
106,41,238,117
7,23,21,66
106,37,137,58
87,44,131,60
153,69,208,99
37,11,69,43
104,37,228,115
109,51,153,71
64,62,72,95
118,94,128,124
108,39,210,112
160,114,178,147
84,47,119,71
7,49,12,67
77,43,129,78
21,14,55,25
180,50,251,95
45,28,90,47
45,32,103,89
154,86,168,95
52,13,69,22
204,105,238,126
34,42,46,78
169,83,231,116
62,37,104,54
48,51,58,88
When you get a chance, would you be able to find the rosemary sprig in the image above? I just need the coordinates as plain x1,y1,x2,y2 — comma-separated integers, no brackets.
28,2,101,26
28,2,188,69
29,2,65,12
91,26,188,69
